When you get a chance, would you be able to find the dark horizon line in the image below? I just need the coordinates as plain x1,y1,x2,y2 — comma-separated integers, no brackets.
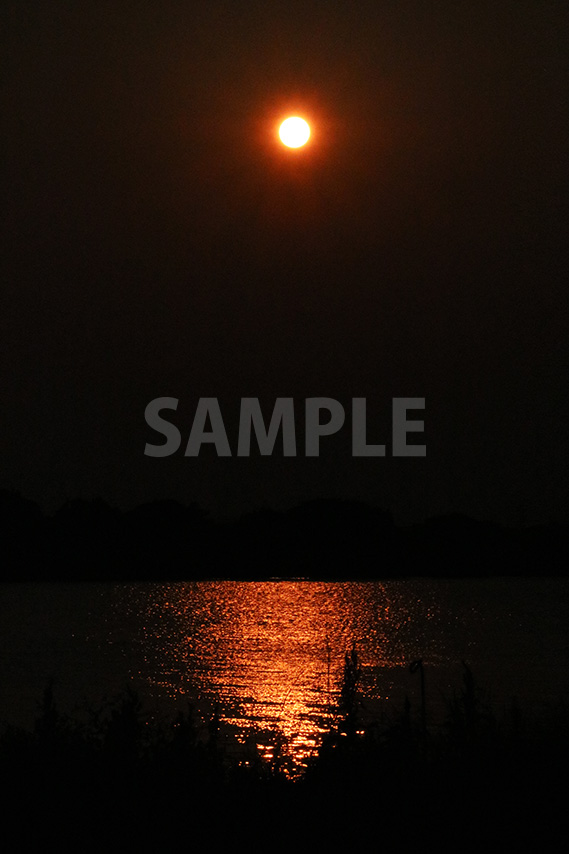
1,487,568,582
2,486,568,530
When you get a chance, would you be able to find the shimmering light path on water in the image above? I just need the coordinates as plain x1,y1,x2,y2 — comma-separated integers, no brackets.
1,580,568,778
106,580,569,775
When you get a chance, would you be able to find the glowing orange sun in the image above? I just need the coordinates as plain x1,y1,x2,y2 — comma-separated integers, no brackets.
279,116,311,148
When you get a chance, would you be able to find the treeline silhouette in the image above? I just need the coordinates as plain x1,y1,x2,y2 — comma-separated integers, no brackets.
1,660,567,847
1,489,568,581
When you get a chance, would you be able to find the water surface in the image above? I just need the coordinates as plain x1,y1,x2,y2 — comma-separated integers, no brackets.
1,579,568,774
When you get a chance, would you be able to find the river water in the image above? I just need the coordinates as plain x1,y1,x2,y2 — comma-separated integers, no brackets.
1,579,568,775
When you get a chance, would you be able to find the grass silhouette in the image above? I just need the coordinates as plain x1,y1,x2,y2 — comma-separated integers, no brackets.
1,659,568,848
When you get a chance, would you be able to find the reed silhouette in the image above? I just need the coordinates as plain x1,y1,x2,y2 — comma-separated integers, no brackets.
1,659,568,847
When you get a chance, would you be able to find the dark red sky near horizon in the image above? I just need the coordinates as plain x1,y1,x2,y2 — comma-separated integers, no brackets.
1,1,568,525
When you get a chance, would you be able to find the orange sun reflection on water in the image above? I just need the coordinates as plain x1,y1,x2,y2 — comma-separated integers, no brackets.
115,581,445,778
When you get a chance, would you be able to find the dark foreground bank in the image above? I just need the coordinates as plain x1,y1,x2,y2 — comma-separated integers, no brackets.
2,662,568,850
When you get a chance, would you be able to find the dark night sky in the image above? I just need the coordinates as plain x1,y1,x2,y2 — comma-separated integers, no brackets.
1,0,568,524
